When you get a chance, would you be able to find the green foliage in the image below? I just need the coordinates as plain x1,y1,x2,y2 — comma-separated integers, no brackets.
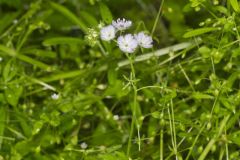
183,27,219,38
0,0,240,159
99,2,113,24
229,0,240,12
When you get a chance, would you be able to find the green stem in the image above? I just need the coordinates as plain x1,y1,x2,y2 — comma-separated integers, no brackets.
170,99,178,157
159,110,164,160
185,123,206,160
198,115,230,160
126,54,139,157
178,63,195,91
16,28,33,52
225,129,229,160
160,123,164,160
97,42,108,56
151,0,165,36
219,147,224,160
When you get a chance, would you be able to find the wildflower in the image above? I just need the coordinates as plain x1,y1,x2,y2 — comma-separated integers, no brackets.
117,34,138,53
51,93,59,100
100,25,116,41
85,28,99,46
113,115,120,120
80,142,88,149
134,32,153,48
112,18,132,31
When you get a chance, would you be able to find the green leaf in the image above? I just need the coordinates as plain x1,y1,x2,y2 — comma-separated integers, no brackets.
43,37,85,46
220,97,235,112
226,112,240,130
17,54,51,70
198,46,211,58
0,45,17,57
99,151,128,160
4,84,23,107
228,131,240,146
151,111,161,119
0,45,51,70
192,92,214,99
80,11,98,27
107,67,117,85
49,2,87,32
14,140,35,156
99,2,113,24
91,123,122,146
3,59,17,82
229,0,240,12
21,49,57,58
40,70,85,82
104,80,129,98
32,121,44,135
183,27,218,38
0,12,20,34
0,0,21,8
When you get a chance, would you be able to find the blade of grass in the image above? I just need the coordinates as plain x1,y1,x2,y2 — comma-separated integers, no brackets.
0,45,17,57
151,0,165,36
40,70,86,82
16,28,33,52
49,1,87,32
17,54,51,71
0,106,6,149
0,45,51,70
7,126,27,140
12,105,32,138
168,99,179,159
42,37,85,46
26,76,56,91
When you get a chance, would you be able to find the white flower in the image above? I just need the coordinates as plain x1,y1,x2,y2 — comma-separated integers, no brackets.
117,34,138,53
51,93,59,100
113,115,119,120
112,18,132,31
80,142,88,149
100,25,116,41
134,32,153,48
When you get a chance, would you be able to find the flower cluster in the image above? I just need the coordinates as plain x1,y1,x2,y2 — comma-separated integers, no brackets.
85,28,99,47
100,18,153,53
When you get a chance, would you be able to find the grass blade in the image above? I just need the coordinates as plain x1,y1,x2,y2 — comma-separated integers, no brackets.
49,2,88,32
43,37,85,46
0,106,6,149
